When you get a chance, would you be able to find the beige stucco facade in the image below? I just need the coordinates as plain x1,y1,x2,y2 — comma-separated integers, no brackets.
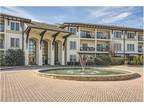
0,14,143,66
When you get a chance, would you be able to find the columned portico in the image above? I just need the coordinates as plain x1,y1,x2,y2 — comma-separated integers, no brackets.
24,21,72,66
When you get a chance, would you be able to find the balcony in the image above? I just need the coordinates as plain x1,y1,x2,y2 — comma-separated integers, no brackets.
96,35,110,39
96,32,110,40
80,47,95,51
138,36,144,41
0,23,4,32
80,35,95,39
80,31,95,39
138,48,143,52
97,45,109,52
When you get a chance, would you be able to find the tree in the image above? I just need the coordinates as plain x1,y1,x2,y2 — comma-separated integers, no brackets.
5,49,25,66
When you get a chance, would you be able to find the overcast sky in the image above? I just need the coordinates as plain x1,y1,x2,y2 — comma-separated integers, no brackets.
1,6,143,28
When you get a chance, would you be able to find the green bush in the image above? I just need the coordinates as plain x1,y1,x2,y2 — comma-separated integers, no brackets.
139,55,143,65
132,55,143,65
94,55,125,65
0,56,5,66
111,57,124,65
94,55,112,65
4,49,25,66
94,57,104,65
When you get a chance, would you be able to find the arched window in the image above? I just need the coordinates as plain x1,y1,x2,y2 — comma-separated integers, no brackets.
29,39,37,65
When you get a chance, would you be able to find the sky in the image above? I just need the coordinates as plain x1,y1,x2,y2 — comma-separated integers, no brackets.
1,6,143,28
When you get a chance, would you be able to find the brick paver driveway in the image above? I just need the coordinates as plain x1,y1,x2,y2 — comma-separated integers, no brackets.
0,65,143,102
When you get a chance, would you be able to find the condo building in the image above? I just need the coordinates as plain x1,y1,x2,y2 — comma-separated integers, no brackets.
60,23,144,63
0,14,143,66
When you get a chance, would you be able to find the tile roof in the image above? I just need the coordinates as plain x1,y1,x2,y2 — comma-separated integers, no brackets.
61,22,143,32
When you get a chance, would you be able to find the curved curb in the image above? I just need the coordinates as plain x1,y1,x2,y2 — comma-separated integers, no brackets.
37,68,141,81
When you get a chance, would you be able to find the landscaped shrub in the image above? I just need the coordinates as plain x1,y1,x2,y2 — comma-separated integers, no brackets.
0,56,5,66
67,62,80,66
132,55,143,65
139,55,143,65
94,55,112,65
4,49,25,66
111,57,124,65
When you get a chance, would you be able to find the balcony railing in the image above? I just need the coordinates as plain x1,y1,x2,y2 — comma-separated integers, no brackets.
97,45,109,52
80,31,95,39
80,47,95,51
80,35,95,39
138,37,144,41
138,48,143,52
96,35,110,39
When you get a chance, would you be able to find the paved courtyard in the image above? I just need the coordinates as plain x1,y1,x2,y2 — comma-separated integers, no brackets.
0,65,143,102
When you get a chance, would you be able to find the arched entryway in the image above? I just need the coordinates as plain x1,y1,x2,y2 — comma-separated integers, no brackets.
29,39,37,65
41,40,48,65
54,41,62,65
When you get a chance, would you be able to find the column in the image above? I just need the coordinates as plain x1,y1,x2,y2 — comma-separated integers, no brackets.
38,41,42,65
77,27,80,62
24,36,29,66
95,29,97,57
61,45,65,65
50,41,54,65
135,32,138,54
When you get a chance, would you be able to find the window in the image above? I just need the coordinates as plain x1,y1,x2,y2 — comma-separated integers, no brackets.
16,23,19,31
69,28,77,34
11,38,20,48
11,38,15,47
29,39,36,65
82,43,88,48
127,44,134,51
11,22,20,31
138,35,143,41
0,34,4,49
11,22,15,30
70,41,76,49
0,23,4,32
70,55,77,62
114,43,121,51
16,38,19,47
127,32,135,39
114,32,122,38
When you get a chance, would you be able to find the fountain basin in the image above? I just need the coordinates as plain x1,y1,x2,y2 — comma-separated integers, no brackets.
38,68,141,81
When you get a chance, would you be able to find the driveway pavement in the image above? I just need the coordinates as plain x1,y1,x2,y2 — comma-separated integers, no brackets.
0,65,143,102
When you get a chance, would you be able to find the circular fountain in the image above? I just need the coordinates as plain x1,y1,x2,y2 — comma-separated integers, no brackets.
38,68,141,81
38,54,141,81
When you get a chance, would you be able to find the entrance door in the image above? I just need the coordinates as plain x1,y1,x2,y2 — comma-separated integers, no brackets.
42,56,47,65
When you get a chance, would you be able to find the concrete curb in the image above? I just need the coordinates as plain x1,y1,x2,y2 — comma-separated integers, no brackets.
37,68,141,81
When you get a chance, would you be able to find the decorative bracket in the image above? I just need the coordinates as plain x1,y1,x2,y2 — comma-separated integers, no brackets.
25,27,31,43
52,32,60,45
63,33,72,46
40,30,47,44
